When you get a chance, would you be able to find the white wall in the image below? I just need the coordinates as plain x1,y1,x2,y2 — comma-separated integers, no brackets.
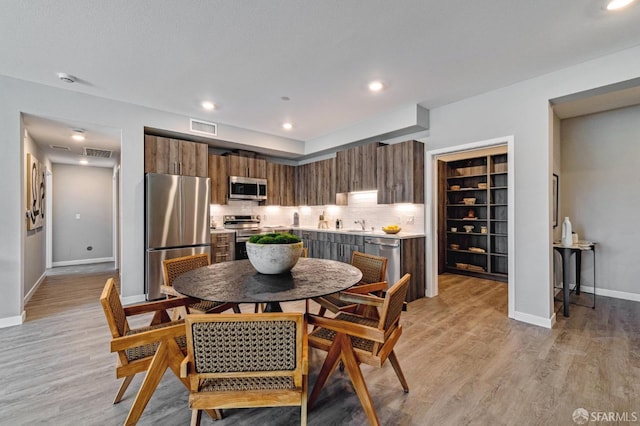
23,131,49,300
560,104,640,297
51,164,114,264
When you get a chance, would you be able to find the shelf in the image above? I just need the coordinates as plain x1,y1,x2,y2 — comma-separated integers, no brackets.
447,173,487,179
445,151,509,280
448,188,487,192
447,249,488,255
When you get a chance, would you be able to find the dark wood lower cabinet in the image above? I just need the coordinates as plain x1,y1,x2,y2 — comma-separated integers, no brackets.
293,230,425,302
401,237,425,302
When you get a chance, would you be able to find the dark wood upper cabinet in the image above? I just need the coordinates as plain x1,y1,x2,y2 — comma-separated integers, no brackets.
208,154,228,205
144,135,208,177
227,155,267,179
377,140,424,204
336,143,379,193
267,162,296,206
295,158,337,206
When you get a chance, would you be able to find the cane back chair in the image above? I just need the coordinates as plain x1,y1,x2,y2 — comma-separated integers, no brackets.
313,251,388,317
162,253,240,317
307,273,411,426
181,313,308,425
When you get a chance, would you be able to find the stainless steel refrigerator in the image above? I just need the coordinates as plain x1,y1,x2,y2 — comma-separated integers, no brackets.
145,173,211,300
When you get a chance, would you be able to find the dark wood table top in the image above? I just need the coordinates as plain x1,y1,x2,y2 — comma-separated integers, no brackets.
173,257,363,304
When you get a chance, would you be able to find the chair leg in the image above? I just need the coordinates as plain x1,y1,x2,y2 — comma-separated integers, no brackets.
337,333,380,426
233,304,241,314
124,341,171,426
190,409,202,426
317,306,327,318
308,333,344,409
125,338,187,426
113,375,134,404
388,350,409,393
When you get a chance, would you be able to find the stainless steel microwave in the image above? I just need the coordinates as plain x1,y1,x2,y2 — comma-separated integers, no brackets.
228,176,267,201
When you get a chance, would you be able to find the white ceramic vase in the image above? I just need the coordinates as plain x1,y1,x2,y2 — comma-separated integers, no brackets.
246,241,303,274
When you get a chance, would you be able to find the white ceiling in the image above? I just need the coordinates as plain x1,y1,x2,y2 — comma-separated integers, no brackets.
23,114,122,168
3,1,640,164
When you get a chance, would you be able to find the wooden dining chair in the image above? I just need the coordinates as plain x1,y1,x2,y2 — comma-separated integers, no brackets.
100,278,222,425
162,253,241,318
181,313,309,426
306,273,411,426
313,251,388,318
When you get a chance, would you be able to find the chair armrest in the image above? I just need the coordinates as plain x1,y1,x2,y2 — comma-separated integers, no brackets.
338,292,384,307
110,323,186,352
344,281,387,295
180,356,190,378
161,285,182,297
307,314,384,343
123,297,196,316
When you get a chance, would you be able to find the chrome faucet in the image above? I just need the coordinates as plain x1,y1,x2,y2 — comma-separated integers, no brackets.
354,219,366,230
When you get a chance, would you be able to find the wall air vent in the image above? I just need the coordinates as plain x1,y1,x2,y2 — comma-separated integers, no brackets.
83,147,113,158
49,144,71,151
190,118,217,136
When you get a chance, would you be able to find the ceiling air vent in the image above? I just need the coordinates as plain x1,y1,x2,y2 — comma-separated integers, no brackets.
49,144,71,151
84,147,113,158
190,118,217,136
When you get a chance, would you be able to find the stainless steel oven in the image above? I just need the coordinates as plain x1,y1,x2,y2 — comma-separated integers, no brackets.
223,215,262,260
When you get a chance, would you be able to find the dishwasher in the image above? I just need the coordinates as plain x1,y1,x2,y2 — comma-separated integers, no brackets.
364,237,401,288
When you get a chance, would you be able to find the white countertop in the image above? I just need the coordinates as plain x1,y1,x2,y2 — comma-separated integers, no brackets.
211,226,425,239
291,226,425,239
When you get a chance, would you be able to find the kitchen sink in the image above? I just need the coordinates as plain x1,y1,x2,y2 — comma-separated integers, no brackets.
344,229,372,233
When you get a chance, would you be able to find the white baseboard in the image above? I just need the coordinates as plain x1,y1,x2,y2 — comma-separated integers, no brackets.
580,285,640,302
52,257,114,267
121,294,147,305
0,311,26,328
24,272,47,304
512,310,554,329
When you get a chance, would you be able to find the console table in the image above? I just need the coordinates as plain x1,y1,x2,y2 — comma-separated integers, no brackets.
553,241,597,317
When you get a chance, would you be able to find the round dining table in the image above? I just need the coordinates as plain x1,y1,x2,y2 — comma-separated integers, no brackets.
172,257,363,312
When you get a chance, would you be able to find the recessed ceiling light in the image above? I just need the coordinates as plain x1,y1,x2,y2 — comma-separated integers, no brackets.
282,122,293,130
72,129,85,141
201,101,215,110
607,0,635,10
79,158,89,165
368,80,385,92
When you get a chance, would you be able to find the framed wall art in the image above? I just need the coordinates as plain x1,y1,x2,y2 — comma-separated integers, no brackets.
553,173,558,228
26,153,45,230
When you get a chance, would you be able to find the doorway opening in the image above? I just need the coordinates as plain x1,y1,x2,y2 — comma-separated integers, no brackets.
425,136,515,318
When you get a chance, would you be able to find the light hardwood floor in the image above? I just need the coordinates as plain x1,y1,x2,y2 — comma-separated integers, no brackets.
1,272,638,425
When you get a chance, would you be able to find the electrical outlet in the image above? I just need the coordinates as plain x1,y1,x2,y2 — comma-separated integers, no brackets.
406,216,415,225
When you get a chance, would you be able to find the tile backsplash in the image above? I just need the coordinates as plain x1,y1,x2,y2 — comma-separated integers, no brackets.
210,191,425,233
